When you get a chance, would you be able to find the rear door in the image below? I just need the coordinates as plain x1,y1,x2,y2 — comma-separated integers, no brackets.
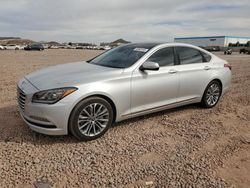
174,46,212,102
131,47,179,115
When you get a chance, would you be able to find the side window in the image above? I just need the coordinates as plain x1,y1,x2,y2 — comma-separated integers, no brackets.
176,47,203,65
201,51,212,62
147,47,174,67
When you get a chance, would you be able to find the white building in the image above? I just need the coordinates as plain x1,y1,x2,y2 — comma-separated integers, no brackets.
174,36,250,47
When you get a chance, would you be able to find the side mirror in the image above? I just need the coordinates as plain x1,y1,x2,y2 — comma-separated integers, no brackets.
140,61,160,71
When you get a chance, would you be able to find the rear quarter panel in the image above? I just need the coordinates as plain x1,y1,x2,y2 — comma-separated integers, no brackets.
210,58,232,95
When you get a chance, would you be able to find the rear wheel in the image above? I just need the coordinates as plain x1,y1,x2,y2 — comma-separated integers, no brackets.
69,97,113,141
201,80,222,108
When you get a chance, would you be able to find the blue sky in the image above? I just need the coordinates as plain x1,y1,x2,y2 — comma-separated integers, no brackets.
0,0,249,43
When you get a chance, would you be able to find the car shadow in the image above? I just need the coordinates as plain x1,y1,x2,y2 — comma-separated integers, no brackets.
0,104,201,145
0,105,78,145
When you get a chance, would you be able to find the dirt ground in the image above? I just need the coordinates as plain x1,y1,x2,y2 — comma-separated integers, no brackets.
0,49,249,187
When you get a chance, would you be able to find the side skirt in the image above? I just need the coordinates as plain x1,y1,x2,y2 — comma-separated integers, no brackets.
120,97,199,120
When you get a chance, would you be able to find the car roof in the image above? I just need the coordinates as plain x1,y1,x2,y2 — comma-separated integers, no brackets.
126,42,206,48
125,42,162,49
121,42,213,56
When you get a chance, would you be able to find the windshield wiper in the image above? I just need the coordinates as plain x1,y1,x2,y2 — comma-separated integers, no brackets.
90,61,123,69
101,64,122,69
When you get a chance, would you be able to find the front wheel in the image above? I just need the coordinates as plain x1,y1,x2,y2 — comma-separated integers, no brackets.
69,97,114,141
201,80,222,108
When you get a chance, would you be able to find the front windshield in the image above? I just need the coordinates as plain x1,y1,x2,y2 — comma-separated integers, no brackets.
89,43,157,68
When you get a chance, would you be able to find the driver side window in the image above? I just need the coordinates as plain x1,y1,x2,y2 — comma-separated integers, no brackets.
147,47,175,67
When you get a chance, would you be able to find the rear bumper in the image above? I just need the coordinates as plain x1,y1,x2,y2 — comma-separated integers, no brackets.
221,70,232,95
222,85,230,95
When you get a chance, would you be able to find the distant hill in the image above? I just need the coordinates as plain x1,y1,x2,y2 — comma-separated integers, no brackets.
111,38,130,44
0,38,34,45
109,38,130,47
0,37,21,40
46,41,61,46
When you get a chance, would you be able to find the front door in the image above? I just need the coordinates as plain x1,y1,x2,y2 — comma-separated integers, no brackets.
131,47,179,115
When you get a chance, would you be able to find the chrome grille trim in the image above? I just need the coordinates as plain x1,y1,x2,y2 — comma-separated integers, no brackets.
17,87,26,110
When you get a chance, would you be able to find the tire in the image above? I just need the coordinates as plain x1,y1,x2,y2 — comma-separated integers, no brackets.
69,97,114,141
201,80,222,108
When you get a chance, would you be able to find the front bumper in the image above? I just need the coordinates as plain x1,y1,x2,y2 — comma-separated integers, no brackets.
17,78,71,136
20,111,66,135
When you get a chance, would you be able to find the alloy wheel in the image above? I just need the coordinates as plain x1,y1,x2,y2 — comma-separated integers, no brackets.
205,83,220,106
77,103,109,137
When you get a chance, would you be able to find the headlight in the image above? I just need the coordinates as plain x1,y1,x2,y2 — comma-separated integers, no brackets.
32,87,77,104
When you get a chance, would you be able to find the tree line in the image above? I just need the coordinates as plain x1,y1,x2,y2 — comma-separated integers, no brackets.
228,41,250,47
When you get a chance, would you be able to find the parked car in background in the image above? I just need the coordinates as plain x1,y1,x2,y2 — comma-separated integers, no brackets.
240,48,250,54
205,46,220,52
66,45,76,49
20,45,26,50
17,43,232,141
104,46,111,50
24,43,44,51
0,45,5,50
5,44,21,50
224,49,232,55
1,45,7,50
76,46,84,49
48,45,59,49
99,46,112,50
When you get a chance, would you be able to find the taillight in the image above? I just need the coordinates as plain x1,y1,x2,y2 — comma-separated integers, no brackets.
224,64,232,70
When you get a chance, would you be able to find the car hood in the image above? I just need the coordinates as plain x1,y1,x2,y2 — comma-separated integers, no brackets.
25,61,124,90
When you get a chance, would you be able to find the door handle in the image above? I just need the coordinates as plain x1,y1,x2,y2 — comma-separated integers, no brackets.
169,69,177,74
204,66,211,70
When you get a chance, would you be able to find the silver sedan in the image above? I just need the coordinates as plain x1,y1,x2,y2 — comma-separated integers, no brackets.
17,43,231,141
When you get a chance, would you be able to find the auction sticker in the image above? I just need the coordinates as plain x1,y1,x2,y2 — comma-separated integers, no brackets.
133,48,149,52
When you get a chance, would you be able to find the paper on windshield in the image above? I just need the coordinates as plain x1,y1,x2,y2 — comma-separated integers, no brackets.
133,48,149,53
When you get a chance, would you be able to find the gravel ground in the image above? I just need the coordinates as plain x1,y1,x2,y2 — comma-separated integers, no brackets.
0,50,249,187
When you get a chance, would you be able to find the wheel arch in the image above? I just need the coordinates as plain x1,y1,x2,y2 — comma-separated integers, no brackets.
211,78,223,90
202,78,223,99
68,94,117,131
90,94,117,123
201,78,223,108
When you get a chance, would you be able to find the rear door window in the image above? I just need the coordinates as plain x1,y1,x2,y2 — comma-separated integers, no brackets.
201,51,212,62
176,47,203,65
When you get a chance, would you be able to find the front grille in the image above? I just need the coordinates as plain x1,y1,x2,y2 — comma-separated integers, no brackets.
17,87,26,110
